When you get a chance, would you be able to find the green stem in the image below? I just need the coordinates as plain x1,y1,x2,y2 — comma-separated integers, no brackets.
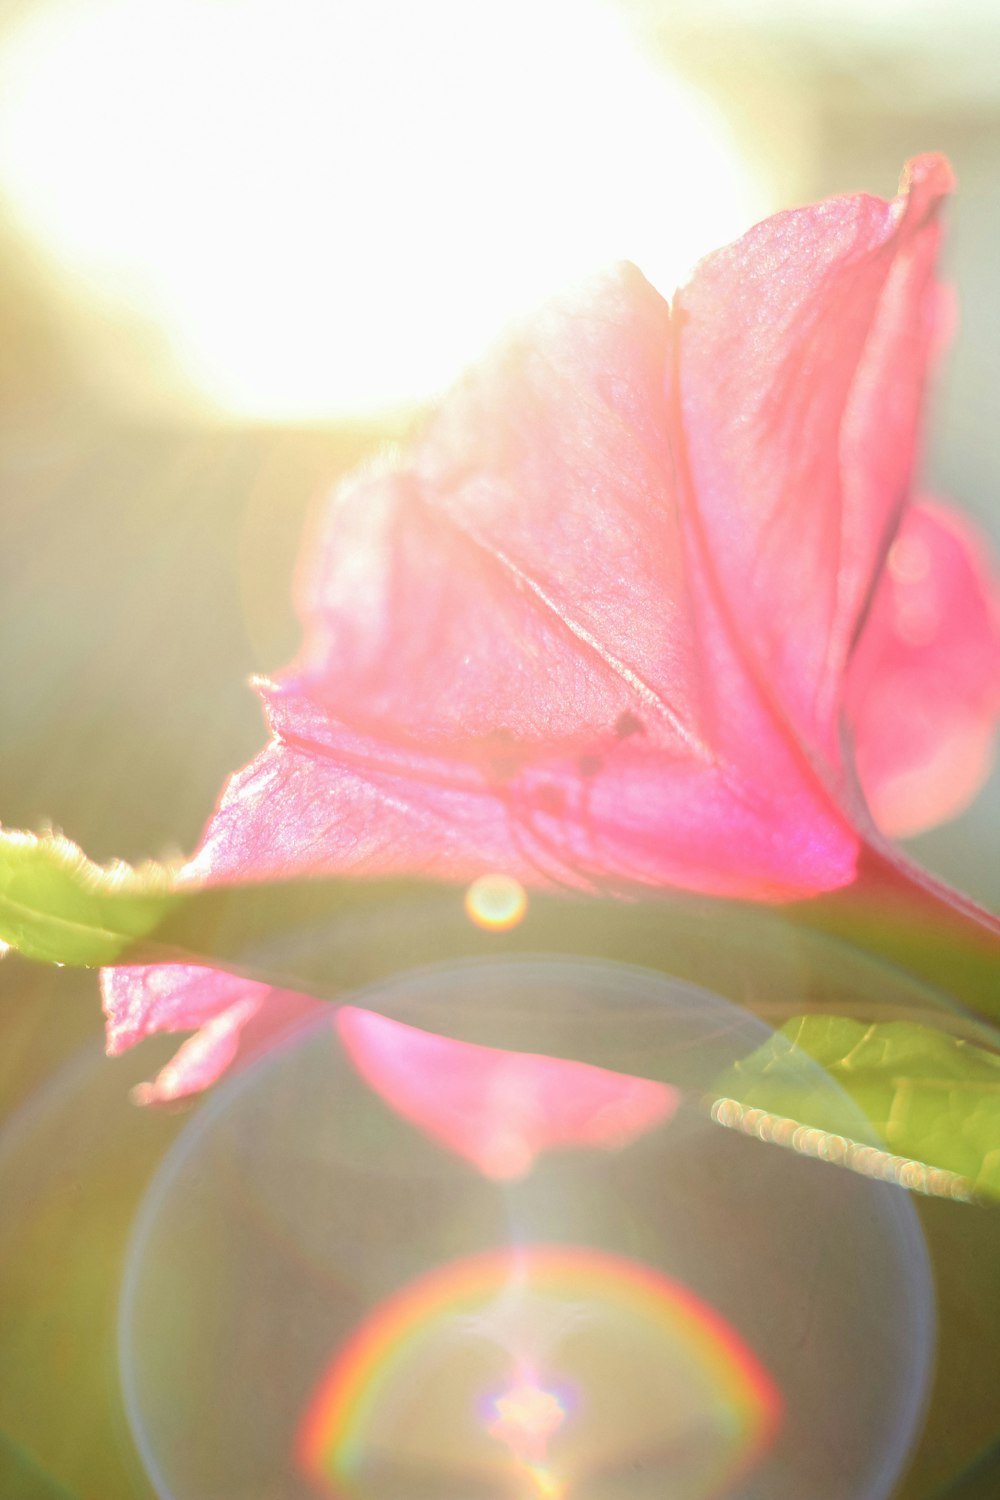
792,841,1000,1023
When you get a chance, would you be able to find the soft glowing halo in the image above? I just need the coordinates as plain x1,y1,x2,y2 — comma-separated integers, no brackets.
0,0,770,420
464,873,529,932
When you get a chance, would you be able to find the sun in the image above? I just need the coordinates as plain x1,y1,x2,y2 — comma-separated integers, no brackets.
0,0,771,420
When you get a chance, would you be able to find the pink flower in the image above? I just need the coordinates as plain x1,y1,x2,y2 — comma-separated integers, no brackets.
103,156,1000,1173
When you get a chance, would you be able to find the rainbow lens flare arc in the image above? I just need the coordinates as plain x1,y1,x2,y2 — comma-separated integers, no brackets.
295,1244,782,1500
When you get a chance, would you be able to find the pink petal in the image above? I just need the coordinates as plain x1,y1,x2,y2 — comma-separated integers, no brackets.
101,963,327,1104
846,500,1000,837
187,709,854,901
336,1006,678,1179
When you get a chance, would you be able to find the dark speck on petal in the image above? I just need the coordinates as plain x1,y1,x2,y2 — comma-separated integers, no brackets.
615,711,645,739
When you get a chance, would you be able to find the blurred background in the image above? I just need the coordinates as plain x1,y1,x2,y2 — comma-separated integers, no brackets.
0,1,998,1496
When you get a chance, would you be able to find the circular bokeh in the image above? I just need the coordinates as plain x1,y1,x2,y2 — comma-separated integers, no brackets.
119,959,933,1500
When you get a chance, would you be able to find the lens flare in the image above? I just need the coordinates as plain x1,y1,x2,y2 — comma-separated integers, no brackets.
119,959,933,1500
464,873,529,932
295,1245,781,1500
488,1374,566,1471
0,0,770,419
336,1004,677,1182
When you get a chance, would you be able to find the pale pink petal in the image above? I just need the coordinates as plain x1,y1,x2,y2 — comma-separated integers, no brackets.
847,500,1000,837
102,962,271,1057
336,1006,678,1179
102,963,327,1103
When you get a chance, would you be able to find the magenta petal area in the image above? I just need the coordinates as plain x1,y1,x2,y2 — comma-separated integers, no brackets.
847,499,1000,837
336,1006,678,1179
102,962,678,1168
101,964,328,1105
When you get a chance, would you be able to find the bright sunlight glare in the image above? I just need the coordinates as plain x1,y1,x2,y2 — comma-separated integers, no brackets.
0,0,772,420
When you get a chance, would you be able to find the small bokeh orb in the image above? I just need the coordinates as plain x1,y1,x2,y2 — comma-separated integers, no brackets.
464,873,529,932
119,959,933,1500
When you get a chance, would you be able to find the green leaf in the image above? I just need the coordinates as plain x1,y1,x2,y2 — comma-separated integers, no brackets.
3,828,1000,1195
714,1014,1000,1201
2,825,999,1085
0,829,179,966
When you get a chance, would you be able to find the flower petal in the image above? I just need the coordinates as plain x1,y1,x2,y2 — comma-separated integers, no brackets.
101,963,326,1103
195,260,858,902
846,499,1000,837
336,1006,678,1179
